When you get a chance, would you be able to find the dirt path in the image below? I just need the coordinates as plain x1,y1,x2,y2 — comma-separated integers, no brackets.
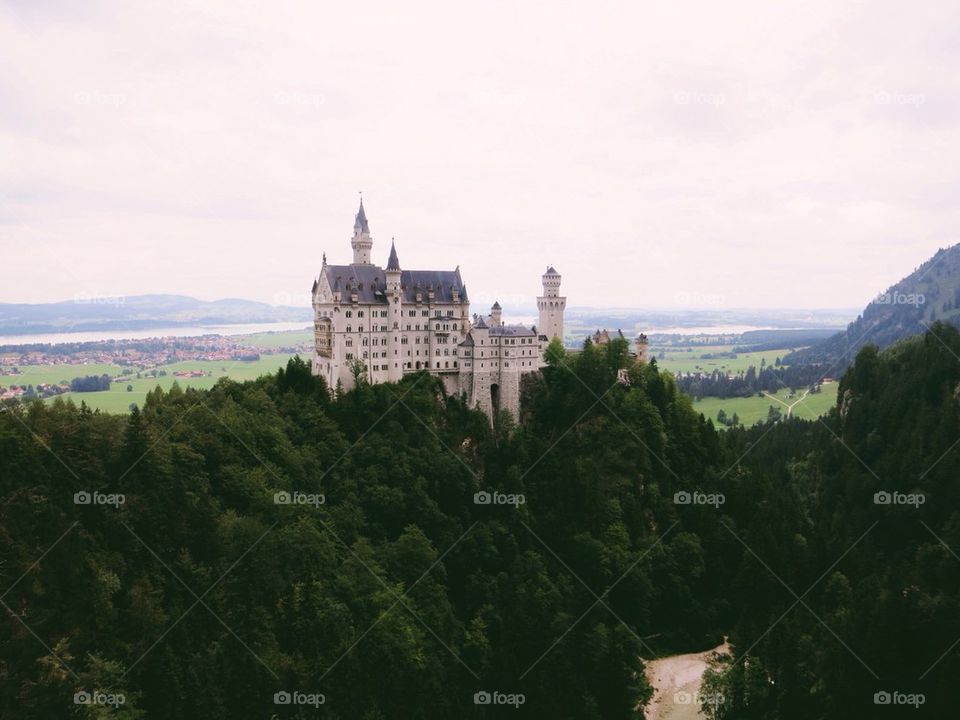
763,388,810,418
643,640,729,720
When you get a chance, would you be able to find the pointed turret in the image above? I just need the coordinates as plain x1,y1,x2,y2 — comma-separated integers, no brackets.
387,239,400,271
354,199,369,233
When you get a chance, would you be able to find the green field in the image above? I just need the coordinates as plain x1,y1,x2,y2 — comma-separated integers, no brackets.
654,344,792,374
692,382,838,427
232,328,312,349
1,355,298,414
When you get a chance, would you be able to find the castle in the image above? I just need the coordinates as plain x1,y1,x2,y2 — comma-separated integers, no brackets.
310,201,566,418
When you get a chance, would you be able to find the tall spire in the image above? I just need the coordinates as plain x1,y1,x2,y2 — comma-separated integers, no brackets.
354,198,369,233
386,238,400,271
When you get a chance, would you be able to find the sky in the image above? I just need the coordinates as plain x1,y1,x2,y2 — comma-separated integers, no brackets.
2,0,959,311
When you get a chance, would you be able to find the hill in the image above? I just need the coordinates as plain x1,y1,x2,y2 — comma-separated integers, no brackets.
785,243,960,367
0,294,311,334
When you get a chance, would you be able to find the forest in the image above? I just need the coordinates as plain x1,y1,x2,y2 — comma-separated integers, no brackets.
1,326,958,718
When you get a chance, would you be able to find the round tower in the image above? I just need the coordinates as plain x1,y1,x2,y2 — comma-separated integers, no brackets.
537,266,566,342
351,199,373,264
385,239,403,382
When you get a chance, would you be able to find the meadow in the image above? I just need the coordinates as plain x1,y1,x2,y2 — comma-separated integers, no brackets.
652,344,790,374
692,382,838,427
2,355,297,414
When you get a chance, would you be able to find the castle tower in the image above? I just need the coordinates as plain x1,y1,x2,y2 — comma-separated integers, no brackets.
385,240,403,381
636,333,649,364
489,300,502,326
537,266,566,342
351,199,373,264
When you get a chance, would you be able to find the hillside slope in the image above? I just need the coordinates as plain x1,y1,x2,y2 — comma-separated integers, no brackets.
786,243,960,367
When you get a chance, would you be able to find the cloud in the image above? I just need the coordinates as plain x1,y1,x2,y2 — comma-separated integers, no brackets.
1,0,958,311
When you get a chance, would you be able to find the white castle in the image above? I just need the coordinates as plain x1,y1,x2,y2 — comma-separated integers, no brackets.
310,201,566,419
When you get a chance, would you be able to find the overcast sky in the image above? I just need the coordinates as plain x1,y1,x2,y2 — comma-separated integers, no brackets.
2,0,958,310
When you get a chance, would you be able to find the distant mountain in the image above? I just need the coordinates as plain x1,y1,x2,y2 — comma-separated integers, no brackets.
785,244,960,368
0,294,311,335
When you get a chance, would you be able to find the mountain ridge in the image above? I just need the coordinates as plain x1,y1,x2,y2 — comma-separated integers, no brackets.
785,243,960,367
0,294,312,335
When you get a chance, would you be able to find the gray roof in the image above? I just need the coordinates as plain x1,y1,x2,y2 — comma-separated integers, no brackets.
321,263,466,304
354,200,369,233
491,300,501,309
386,241,400,271
489,324,537,337
544,266,559,276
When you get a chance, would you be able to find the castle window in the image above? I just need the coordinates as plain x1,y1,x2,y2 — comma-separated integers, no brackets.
346,325,352,332
453,323,458,330
421,311,428,317
408,310,416,317
345,339,353,347
358,311,364,317
346,311,353,318
346,352,354,359
445,361,449,368
362,337,369,346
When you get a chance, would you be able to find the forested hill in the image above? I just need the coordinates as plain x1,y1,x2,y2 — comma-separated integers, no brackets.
786,243,960,367
711,322,960,719
0,341,733,719
2,329,959,719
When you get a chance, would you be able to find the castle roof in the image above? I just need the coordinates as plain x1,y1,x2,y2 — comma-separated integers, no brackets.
473,315,488,329
354,200,369,233
320,263,465,304
491,300,501,309
544,266,559,276
489,324,536,337
459,332,475,347
386,240,400,271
